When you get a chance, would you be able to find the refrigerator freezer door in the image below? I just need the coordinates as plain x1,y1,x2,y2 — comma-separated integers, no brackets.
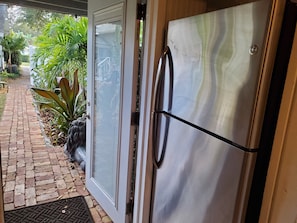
151,115,252,223
164,0,271,147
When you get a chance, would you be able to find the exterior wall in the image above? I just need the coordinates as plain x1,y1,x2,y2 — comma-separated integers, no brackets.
0,5,7,222
0,4,8,71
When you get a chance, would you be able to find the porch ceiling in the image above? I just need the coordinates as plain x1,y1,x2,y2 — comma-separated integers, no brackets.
0,0,87,16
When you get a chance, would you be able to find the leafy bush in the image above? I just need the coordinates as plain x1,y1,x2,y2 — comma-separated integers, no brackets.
21,54,29,63
32,16,87,89
0,70,20,79
31,70,86,134
0,31,26,72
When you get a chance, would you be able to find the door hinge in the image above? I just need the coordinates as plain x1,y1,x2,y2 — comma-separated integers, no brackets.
137,3,146,20
131,111,140,126
126,198,134,215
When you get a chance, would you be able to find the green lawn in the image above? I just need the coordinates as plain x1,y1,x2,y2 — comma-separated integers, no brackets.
0,91,6,119
21,62,30,66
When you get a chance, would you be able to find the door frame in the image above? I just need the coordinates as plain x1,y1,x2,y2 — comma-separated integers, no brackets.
259,23,297,223
86,0,139,222
132,0,166,222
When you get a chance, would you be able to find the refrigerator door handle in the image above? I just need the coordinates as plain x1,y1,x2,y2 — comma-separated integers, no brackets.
153,46,173,112
152,46,174,169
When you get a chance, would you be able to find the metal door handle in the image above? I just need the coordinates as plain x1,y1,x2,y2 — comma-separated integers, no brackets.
152,46,174,169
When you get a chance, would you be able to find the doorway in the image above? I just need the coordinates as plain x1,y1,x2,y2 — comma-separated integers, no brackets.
0,2,112,222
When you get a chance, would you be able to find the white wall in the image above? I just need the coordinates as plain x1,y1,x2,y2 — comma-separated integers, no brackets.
0,4,7,71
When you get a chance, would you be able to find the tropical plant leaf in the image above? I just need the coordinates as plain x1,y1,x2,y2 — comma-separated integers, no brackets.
72,70,80,97
37,102,69,121
31,70,86,134
31,87,68,113
58,69,80,119
59,78,72,101
32,16,87,90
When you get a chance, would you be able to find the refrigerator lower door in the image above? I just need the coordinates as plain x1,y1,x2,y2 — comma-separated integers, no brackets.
151,115,254,223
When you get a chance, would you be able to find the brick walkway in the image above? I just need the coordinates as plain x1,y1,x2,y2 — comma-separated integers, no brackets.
0,68,112,223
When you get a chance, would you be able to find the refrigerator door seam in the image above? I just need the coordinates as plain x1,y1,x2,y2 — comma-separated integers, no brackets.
157,110,260,153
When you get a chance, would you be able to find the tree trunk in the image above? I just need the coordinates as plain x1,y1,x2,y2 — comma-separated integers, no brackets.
8,51,12,73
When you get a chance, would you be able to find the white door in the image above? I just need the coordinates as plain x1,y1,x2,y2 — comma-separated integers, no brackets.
86,1,139,222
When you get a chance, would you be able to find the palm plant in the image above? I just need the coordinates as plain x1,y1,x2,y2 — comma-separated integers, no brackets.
31,70,86,134
32,15,87,89
0,31,26,73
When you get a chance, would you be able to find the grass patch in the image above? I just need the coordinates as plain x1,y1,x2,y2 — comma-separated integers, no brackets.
0,89,7,119
21,62,30,66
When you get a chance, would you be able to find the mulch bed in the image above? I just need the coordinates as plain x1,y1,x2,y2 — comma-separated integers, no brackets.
39,108,66,146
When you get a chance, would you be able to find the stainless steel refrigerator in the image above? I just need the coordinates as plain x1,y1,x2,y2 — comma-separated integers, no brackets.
150,0,273,222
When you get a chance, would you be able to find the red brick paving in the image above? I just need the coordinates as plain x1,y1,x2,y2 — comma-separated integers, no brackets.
0,68,112,223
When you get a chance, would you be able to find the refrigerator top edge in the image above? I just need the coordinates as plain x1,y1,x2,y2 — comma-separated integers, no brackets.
161,0,273,148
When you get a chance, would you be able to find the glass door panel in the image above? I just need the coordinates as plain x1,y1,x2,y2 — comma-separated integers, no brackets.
93,22,122,202
86,2,139,222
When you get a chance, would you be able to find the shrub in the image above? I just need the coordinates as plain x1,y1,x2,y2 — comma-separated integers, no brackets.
32,16,87,89
21,54,29,63
0,31,26,72
31,70,86,134
1,70,20,79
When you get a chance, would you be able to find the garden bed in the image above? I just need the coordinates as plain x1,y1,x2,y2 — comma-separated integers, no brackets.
38,108,66,146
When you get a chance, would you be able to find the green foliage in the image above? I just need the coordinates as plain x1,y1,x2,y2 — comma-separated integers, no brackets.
32,15,87,89
17,8,63,34
0,70,20,79
0,31,26,71
21,54,29,63
7,6,63,41
31,70,86,133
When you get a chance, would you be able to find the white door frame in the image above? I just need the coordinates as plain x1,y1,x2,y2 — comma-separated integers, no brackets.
86,0,138,222
132,0,166,222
